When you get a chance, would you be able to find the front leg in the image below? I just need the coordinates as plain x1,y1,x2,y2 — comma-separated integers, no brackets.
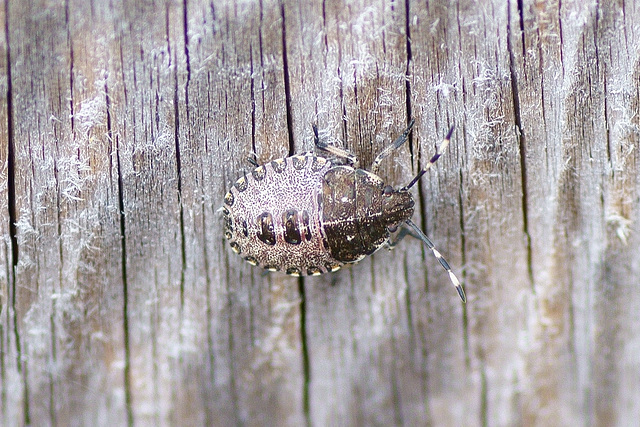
313,124,360,168
385,226,413,249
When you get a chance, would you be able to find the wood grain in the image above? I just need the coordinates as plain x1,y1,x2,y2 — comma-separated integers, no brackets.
1,0,639,425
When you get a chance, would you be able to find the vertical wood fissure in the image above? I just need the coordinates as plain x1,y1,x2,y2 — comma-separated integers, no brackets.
250,46,257,160
404,0,414,151
4,3,30,424
65,0,75,135
507,0,535,290
182,0,191,90
279,2,312,423
480,366,488,427
458,170,470,367
297,277,311,427
108,82,134,426
280,0,295,157
255,0,265,160
168,2,187,315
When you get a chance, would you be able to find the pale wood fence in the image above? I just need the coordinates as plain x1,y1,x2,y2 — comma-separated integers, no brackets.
1,0,639,425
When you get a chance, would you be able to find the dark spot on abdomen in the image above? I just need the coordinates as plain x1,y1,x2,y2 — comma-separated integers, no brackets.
257,212,276,245
282,209,302,245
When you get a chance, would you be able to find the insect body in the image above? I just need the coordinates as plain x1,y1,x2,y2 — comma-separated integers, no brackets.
223,119,466,302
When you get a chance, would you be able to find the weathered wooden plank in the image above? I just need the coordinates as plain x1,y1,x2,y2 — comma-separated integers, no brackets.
511,1,640,425
283,1,424,426
102,2,185,424
0,2,13,426
4,0,128,424
400,2,532,425
1,0,640,426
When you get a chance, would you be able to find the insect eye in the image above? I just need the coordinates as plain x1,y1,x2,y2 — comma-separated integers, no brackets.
383,185,394,195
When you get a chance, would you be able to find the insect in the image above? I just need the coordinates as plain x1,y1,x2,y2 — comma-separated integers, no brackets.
222,119,466,302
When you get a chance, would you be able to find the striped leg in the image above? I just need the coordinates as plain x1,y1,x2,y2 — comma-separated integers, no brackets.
313,124,359,168
370,118,415,175
386,226,411,249
406,219,466,303
247,156,259,167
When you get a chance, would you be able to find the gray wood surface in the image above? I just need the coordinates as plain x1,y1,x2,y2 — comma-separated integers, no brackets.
1,0,639,426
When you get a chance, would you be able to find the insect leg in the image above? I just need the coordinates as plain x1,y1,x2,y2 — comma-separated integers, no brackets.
247,156,259,167
402,125,454,191
405,219,466,303
387,222,432,249
386,226,411,249
313,124,360,167
371,118,415,175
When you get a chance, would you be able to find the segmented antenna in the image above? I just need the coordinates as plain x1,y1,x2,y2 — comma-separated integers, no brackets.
406,219,466,303
402,125,455,191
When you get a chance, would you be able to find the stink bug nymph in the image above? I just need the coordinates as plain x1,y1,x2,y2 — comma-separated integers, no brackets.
222,119,466,302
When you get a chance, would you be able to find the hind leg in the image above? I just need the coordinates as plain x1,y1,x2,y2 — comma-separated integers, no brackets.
313,124,359,167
